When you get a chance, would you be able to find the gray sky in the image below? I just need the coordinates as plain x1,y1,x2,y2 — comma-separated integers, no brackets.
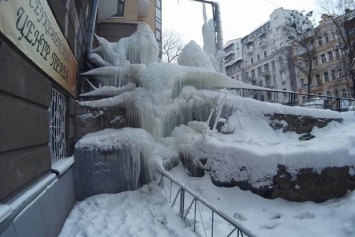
163,0,320,47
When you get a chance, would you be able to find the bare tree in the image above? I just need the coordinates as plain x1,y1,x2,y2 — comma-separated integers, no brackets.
283,11,317,97
162,30,185,63
317,0,355,98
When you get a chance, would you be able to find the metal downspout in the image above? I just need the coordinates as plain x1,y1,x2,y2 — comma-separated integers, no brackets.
86,0,100,63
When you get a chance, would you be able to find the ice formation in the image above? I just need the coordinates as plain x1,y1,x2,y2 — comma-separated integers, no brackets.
79,22,355,190
91,23,158,67
177,41,215,70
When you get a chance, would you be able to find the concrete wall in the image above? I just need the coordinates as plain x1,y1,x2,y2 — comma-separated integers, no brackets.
0,0,88,235
0,169,75,237
0,38,52,201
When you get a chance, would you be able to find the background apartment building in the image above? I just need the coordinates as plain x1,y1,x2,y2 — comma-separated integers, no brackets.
224,8,298,104
295,11,355,104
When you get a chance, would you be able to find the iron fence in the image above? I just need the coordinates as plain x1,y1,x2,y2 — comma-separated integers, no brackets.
156,170,257,237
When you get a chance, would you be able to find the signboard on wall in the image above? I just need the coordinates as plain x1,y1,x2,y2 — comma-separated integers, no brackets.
0,0,77,96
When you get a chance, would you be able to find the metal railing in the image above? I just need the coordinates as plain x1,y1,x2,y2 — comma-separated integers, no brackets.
230,88,354,112
156,170,257,237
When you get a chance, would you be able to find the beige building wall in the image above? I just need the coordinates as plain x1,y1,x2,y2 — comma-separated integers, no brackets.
296,14,352,105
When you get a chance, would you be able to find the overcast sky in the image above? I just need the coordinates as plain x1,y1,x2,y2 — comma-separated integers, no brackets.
162,0,320,47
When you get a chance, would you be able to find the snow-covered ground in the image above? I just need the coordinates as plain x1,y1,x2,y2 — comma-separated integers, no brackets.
60,111,355,237
59,162,355,237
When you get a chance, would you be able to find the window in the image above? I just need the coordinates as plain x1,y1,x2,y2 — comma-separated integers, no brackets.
323,71,329,82
335,49,340,59
257,66,262,76
264,50,267,58
321,54,327,63
300,78,304,87
283,89,287,98
298,61,302,68
279,56,283,65
245,71,249,80
335,89,339,97
331,69,336,80
326,90,331,96
155,0,162,44
328,51,333,61
306,60,310,69
113,0,125,17
257,54,260,61
49,88,66,164
316,74,321,86
236,75,239,81
342,88,347,98
324,33,329,43
264,63,269,73
318,36,322,46
245,60,248,67
251,69,255,78
156,7,162,20
338,68,344,77
251,57,254,64
271,60,276,70
313,57,318,66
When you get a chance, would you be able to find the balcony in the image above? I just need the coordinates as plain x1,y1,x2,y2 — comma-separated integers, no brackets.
138,0,151,17
262,71,270,77
259,40,267,47
246,48,254,55
224,48,235,57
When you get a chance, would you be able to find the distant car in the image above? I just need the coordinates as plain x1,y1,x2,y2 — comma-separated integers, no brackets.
300,98,330,110
349,101,355,111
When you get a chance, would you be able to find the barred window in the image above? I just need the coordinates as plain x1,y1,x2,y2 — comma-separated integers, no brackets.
49,88,66,164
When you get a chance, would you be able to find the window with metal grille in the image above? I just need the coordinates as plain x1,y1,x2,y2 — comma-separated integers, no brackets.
49,88,66,164
113,0,125,17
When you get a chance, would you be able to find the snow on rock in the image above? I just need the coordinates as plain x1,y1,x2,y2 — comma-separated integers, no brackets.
75,128,179,168
171,93,354,188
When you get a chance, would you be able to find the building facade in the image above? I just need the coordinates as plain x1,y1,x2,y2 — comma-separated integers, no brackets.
295,11,355,104
224,8,299,103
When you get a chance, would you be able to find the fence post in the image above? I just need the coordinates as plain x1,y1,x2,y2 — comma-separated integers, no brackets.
180,189,185,218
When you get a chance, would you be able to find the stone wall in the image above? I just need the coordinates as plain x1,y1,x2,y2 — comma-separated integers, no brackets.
267,113,342,134
180,113,353,203
75,103,128,139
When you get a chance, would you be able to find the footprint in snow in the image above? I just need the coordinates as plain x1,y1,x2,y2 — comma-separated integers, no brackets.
270,213,282,220
233,212,247,221
293,211,316,219
259,222,280,230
